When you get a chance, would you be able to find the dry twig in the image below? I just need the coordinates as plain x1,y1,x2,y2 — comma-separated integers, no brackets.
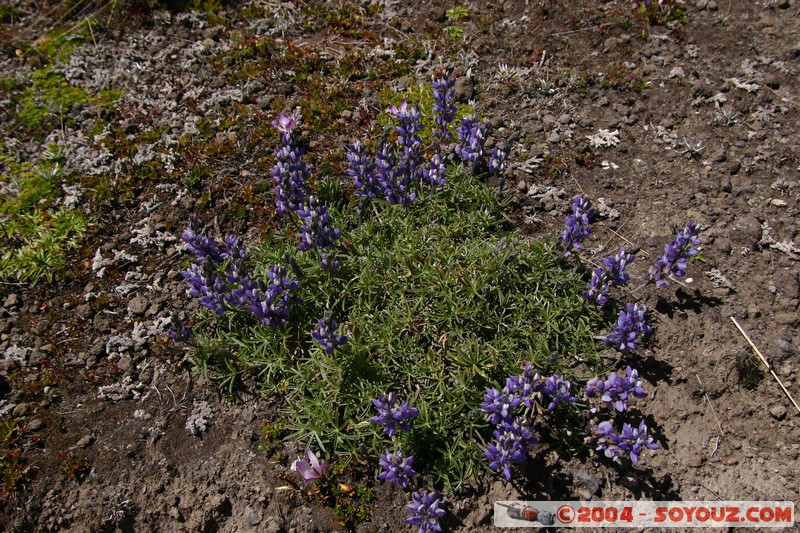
730,316,800,415
696,373,724,436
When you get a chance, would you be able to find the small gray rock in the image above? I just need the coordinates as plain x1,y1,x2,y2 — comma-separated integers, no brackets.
12,402,28,417
128,296,148,316
686,454,703,468
76,435,95,448
3,294,19,309
576,467,600,495
244,505,261,526
769,404,787,421
731,215,762,249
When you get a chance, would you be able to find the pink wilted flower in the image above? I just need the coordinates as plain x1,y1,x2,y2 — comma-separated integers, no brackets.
291,448,329,484
272,109,300,135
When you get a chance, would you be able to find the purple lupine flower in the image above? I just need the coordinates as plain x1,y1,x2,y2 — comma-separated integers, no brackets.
593,420,625,462
484,423,530,481
479,387,521,426
270,110,308,215
297,196,341,270
560,196,594,257
541,374,576,410
488,148,508,176
432,77,457,144
517,362,546,408
586,419,659,464
620,419,660,464
455,113,486,163
375,139,416,206
378,101,424,205
312,315,347,354
181,219,224,265
166,315,191,342
598,367,647,413
422,153,446,187
245,264,300,327
583,248,635,307
650,221,701,287
378,449,416,489
583,377,606,400
406,490,446,533
180,263,228,315
370,392,419,437
291,448,329,484
346,140,381,198
498,416,539,449
604,303,651,353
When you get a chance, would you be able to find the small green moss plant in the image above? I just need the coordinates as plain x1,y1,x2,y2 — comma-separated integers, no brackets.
0,145,88,284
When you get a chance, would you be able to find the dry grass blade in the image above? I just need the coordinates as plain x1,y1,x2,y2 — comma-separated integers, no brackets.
730,316,800,415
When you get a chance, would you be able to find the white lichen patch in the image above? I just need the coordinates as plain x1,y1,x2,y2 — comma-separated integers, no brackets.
185,401,214,436
586,129,620,148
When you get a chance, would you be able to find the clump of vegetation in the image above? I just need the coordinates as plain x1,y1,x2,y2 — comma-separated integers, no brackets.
0,144,88,284
169,75,704,528
735,354,764,390
0,418,26,501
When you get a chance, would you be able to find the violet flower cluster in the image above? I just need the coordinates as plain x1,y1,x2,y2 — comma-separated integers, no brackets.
379,102,426,205
370,392,419,437
405,490,446,533
584,366,647,413
586,419,659,464
488,148,508,177
166,314,191,343
180,222,301,326
297,197,342,270
311,314,347,355
270,111,342,270
583,248,635,307
432,77,456,144
270,110,308,216
378,448,416,489
455,113,486,163
604,302,651,353
244,264,301,327
650,221,701,287
346,140,381,199
480,363,576,480
560,196,594,257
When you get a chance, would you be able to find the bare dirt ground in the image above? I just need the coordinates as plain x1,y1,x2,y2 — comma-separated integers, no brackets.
0,0,798,531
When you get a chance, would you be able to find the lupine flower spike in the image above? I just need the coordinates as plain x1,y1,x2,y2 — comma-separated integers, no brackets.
270,109,308,216
370,392,419,437
406,490,446,533
586,419,659,464
312,315,347,354
650,221,701,287
585,366,647,413
560,196,594,257
456,113,486,163
583,248,635,307
432,77,457,145
604,303,651,353
378,449,416,489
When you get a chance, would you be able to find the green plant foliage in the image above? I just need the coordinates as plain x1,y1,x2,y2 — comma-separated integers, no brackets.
187,167,606,490
17,70,91,131
0,417,25,501
0,145,88,284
